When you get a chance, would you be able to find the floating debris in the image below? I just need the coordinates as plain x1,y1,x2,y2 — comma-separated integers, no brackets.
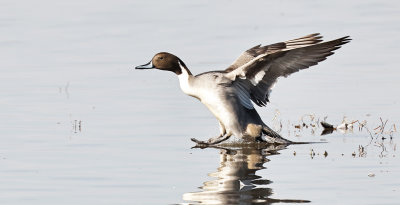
337,122,353,130
321,121,334,129
72,120,82,133
323,151,328,157
321,121,335,135
358,145,367,157
368,173,376,177
310,149,316,159
321,128,334,136
321,117,358,133
270,112,397,159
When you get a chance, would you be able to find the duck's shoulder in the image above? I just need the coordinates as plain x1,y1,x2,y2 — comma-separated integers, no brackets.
194,70,227,78
193,70,232,86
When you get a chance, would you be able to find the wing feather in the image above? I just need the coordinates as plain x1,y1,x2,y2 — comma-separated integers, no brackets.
226,35,351,107
234,81,254,109
225,33,323,73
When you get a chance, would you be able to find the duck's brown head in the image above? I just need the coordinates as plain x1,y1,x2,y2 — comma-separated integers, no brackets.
135,52,189,75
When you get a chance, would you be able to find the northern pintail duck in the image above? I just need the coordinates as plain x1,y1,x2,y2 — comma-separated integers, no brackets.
136,33,351,146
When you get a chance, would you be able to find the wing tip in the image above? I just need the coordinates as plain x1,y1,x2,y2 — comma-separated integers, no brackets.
285,33,324,47
339,35,352,41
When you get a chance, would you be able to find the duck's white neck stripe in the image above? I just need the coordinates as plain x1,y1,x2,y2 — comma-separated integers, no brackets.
177,61,193,96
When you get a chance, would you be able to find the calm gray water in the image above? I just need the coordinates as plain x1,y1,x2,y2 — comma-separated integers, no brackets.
1,0,399,204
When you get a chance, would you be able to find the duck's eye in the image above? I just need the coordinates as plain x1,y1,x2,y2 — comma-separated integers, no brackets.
159,57,164,60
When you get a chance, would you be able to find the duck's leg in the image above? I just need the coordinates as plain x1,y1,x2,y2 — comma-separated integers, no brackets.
259,125,292,144
207,133,232,145
191,133,232,146
191,122,230,146
218,121,226,137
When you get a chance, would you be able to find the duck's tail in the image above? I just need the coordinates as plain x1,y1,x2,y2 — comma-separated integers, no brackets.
261,125,293,144
261,125,321,145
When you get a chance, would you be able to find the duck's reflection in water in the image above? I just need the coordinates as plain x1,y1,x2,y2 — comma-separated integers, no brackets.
183,144,310,204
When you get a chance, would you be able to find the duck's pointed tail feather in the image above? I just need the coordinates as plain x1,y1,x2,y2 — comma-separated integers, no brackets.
262,125,293,144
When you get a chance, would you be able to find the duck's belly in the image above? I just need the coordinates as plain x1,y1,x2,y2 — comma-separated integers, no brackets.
200,93,245,136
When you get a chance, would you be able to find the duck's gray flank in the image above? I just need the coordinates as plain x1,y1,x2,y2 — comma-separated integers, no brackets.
135,33,351,146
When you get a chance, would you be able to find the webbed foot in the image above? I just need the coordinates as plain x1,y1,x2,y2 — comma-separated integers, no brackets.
191,134,232,147
191,138,210,148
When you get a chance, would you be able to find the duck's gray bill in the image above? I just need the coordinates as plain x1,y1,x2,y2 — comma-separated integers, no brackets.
135,61,154,69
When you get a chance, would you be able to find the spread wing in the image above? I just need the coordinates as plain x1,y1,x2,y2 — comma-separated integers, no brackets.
226,35,351,107
225,33,323,73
